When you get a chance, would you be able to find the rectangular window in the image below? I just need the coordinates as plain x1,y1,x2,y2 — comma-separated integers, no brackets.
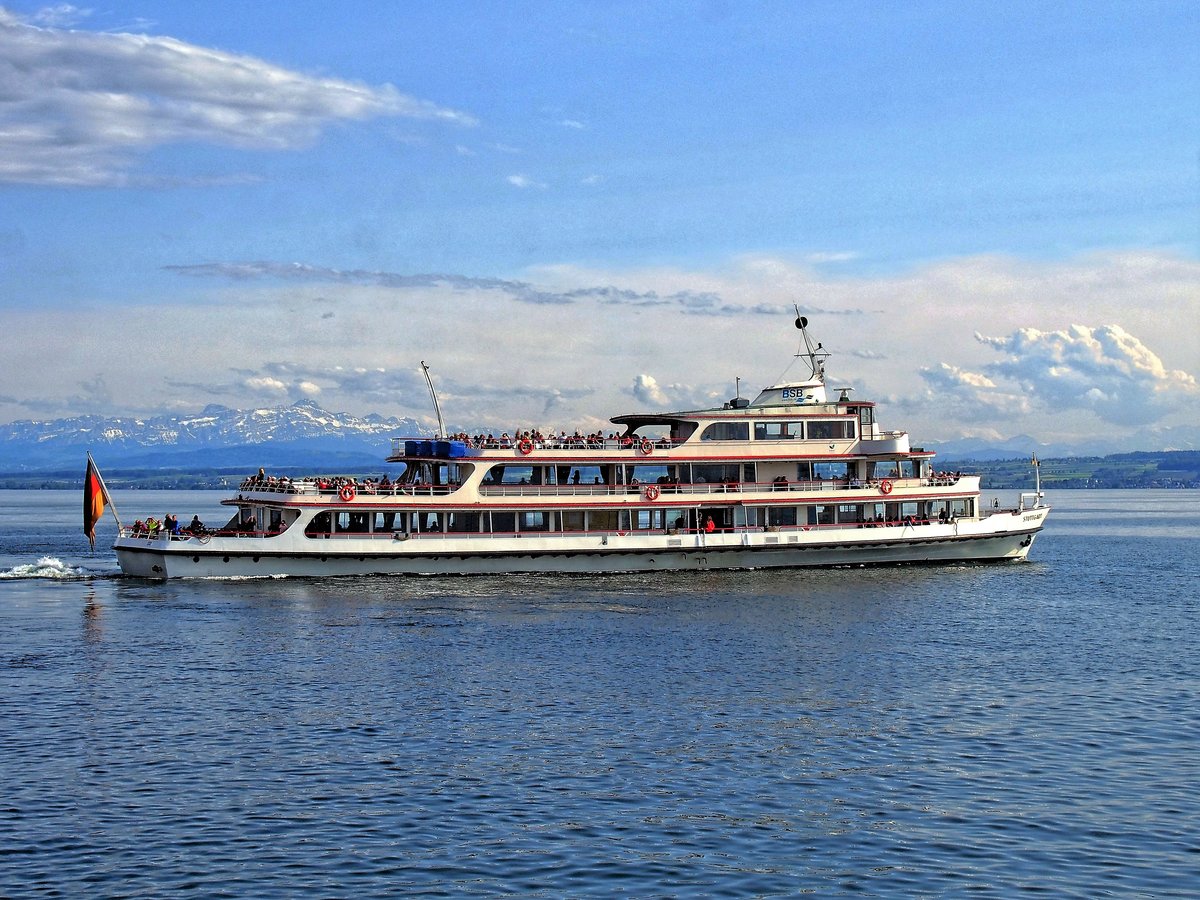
807,505,834,526
628,465,671,485
807,420,835,441
701,421,750,441
754,420,803,440
693,464,743,485
767,506,797,527
447,511,481,533
589,510,619,532
520,511,548,532
561,511,586,532
373,511,401,532
807,419,856,440
489,511,516,534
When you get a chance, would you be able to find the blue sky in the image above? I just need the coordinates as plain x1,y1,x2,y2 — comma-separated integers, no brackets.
1,1,1197,452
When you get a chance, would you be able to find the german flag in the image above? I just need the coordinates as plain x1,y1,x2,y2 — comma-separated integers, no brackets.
84,454,110,551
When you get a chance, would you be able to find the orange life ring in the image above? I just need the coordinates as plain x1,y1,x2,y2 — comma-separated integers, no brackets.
879,479,893,495
517,438,533,455
338,484,356,502
644,485,660,501
640,439,653,455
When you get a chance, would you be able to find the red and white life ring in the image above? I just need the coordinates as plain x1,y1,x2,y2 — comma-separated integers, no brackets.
640,439,654,455
644,485,661,501
517,438,533,455
338,484,356,502
879,479,893,495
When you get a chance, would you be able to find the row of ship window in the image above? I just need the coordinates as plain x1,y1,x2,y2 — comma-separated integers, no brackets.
298,498,975,538
702,419,857,441
423,459,923,489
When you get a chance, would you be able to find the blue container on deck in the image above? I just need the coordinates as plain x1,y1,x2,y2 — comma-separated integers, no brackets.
445,440,468,459
404,440,421,457
434,440,452,458
418,440,434,457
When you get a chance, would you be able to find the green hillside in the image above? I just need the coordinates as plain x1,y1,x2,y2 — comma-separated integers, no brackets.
969,451,1200,489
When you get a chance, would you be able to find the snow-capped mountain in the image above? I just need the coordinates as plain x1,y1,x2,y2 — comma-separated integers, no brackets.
0,400,428,471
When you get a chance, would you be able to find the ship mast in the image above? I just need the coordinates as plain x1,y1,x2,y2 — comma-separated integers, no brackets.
794,305,830,382
420,361,446,439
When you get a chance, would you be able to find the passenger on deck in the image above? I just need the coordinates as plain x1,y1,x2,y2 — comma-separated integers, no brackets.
188,515,205,533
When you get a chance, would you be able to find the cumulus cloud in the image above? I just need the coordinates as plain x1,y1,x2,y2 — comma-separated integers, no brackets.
976,324,1197,426
630,375,720,411
916,362,1031,421
632,374,669,406
912,323,1198,430
0,8,474,185
242,375,290,396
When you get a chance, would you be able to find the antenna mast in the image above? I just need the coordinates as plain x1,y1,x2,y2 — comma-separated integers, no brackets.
420,361,446,439
793,304,830,382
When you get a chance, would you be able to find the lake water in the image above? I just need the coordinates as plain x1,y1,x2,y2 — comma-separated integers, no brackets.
1,489,1198,897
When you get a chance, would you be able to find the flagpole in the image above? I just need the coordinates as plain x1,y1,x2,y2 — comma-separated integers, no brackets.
87,451,123,530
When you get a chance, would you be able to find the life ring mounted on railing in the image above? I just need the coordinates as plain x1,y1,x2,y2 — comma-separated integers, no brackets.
644,485,660,501
879,479,893,495
517,438,533,455
338,484,356,502
639,438,654,455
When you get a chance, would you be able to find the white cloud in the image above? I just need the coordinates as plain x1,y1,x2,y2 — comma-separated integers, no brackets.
2,250,1197,447
0,10,475,186
243,376,289,396
22,4,89,27
506,173,546,189
804,251,859,265
560,119,585,129
976,324,1198,426
916,363,1031,421
632,374,668,406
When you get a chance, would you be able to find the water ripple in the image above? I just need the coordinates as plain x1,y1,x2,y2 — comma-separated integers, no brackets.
1,491,1199,896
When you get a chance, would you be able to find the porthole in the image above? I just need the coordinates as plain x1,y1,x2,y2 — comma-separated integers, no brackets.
192,556,200,563
223,556,230,563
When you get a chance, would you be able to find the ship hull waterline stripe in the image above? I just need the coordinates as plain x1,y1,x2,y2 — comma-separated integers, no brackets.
114,526,1043,577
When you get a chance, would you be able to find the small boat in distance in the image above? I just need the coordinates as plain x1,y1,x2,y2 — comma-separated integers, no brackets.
105,313,1049,579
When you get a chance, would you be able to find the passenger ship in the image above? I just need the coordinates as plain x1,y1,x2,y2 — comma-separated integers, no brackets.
113,316,1049,579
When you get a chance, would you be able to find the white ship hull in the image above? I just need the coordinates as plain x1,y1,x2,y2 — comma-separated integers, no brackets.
114,507,1047,579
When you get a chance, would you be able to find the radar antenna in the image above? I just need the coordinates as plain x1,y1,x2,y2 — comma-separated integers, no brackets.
793,305,830,382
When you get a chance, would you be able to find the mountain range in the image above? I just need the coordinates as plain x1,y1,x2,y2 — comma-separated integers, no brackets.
0,400,425,472
0,399,1194,474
